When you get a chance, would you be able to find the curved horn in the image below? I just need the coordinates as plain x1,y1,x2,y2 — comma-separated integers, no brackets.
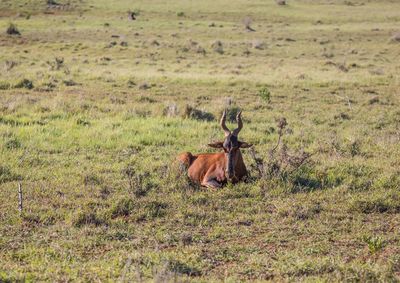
220,110,231,137
232,110,243,136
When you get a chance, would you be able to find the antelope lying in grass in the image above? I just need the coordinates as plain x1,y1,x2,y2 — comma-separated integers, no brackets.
178,110,252,189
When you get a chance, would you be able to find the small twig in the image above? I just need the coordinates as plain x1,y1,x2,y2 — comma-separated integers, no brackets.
18,182,23,214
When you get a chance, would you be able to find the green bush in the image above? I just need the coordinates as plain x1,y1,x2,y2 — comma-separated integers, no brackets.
258,86,271,103
14,79,34,89
0,81,11,90
362,235,385,254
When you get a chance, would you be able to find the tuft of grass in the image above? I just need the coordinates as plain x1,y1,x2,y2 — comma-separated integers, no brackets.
0,165,20,184
362,235,385,254
349,195,400,214
257,86,271,103
14,79,33,90
6,23,20,35
0,81,11,90
182,105,214,121
109,197,135,218
4,137,21,150
70,209,105,227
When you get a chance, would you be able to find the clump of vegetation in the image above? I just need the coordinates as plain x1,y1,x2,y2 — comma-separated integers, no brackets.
242,16,255,32
362,235,385,254
46,57,64,70
46,0,58,5
390,32,400,43
5,60,17,71
177,11,185,17
6,23,20,35
83,173,101,186
182,105,214,121
211,40,224,54
163,103,179,117
109,197,135,218
349,194,400,214
14,79,34,89
70,209,105,227
225,107,241,122
127,10,138,20
257,86,271,103
276,0,286,5
76,118,90,126
0,81,11,90
249,118,312,192
123,164,153,197
0,165,20,184
140,201,167,220
252,39,265,50
5,137,21,150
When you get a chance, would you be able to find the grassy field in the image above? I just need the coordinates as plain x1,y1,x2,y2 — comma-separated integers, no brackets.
1,0,400,281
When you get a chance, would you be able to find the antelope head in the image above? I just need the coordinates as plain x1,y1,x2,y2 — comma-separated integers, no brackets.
208,110,252,180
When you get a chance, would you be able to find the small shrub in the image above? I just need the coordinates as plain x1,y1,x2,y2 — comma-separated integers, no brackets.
71,210,105,227
122,164,153,197
127,9,140,20
225,107,241,123
167,259,201,276
6,23,20,35
390,32,400,43
47,57,64,70
276,0,286,5
252,40,265,50
5,137,21,150
243,17,255,31
182,105,214,121
138,201,167,221
110,198,135,218
5,60,17,71
0,81,11,90
177,12,185,17
0,165,20,184
249,118,313,191
46,0,58,5
83,173,101,186
63,79,78,86
76,118,90,126
362,235,385,254
211,40,224,54
163,103,179,117
349,196,400,214
258,86,271,103
14,79,33,90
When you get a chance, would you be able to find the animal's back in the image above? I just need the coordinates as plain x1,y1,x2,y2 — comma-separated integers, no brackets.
177,152,197,169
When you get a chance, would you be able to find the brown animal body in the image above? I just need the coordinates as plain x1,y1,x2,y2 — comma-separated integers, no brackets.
178,110,252,189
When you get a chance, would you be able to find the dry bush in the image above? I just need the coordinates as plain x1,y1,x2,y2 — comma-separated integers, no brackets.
163,103,179,117
122,164,152,197
249,118,312,187
276,0,286,5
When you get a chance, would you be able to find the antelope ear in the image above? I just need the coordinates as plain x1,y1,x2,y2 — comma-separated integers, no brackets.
239,141,253,148
208,141,224,148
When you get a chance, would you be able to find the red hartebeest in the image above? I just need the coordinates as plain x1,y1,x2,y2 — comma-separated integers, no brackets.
178,110,252,189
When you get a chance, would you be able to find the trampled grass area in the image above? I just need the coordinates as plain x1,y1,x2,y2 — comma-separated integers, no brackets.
1,0,400,281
